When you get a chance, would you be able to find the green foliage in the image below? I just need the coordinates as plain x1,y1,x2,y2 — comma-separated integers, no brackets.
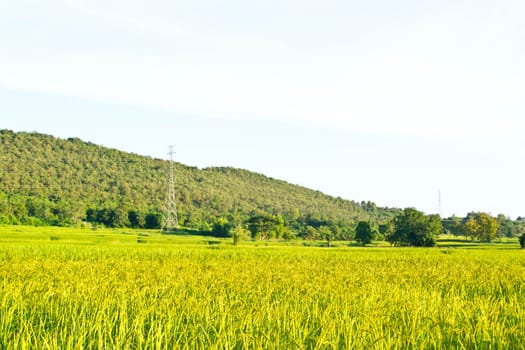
442,215,464,236
144,213,162,229
0,130,397,232
303,226,319,240
317,225,334,247
232,226,249,245
247,213,283,240
388,208,441,247
519,233,525,248
463,212,499,242
355,221,376,246
443,214,525,240
2,129,522,246
128,210,145,228
212,217,232,237
378,221,394,238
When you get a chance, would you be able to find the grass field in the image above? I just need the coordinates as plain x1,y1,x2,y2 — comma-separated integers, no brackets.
1,225,524,349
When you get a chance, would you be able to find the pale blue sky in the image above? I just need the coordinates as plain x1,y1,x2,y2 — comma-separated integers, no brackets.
1,0,524,218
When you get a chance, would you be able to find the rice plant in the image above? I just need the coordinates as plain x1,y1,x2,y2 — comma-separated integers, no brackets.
0,226,524,349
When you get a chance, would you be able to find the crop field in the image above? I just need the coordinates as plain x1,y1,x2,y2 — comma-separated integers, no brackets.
1,226,524,349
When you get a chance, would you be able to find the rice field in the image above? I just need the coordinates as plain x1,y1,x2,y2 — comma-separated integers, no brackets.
0,226,524,349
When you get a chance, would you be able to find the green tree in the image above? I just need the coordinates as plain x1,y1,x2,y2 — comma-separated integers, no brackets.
389,208,441,247
145,213,162,229
318,225,334,247
0,192,9,216
303,226,319,240
232,226,249,245
269,215,287,239
355,221,375,246
128,210,145,228
212,217,232,237
112,206,131,228
9,195,28,218
515,221,525,239
442,215,464,236
463,213,499,242
247,213,281,240
519,233,525,248
378,221,394,241
463,214,480,241
477,213,499,242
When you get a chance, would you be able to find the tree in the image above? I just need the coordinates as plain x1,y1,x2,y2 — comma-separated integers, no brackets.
0,192,9,216
232,226,249,245
477,213,499,242
145,213,162,229
247,213,281,240
212,217,232,237
426,214,443,242
496,214,511,239
519,233,525,249
303,226,319,240
95,208,113,227
270,215,288,239
463,212,499,242
378,221,394,241
355,221,376,246
318,225,334,247
463,214,480,241
128,210,145,228
112,205,131,228
442,215,464,236
388,208,441,247
515,221,525,238
86,208,97,223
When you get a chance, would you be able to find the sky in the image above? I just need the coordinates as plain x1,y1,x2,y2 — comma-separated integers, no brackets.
1,0,524,218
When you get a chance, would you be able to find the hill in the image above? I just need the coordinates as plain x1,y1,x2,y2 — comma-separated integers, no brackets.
0,129,399,236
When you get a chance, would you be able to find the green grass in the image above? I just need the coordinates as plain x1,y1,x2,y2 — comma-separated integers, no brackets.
1,225,524,349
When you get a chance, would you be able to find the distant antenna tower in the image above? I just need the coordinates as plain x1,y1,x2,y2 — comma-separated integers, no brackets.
162,146,179,232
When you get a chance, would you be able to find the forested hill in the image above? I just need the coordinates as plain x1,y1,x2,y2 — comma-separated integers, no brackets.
0,129,398,233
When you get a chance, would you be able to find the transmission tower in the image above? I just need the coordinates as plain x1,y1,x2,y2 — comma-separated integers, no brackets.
162,146,179,233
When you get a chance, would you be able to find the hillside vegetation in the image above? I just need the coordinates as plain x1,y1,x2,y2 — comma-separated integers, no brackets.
0,129,398,235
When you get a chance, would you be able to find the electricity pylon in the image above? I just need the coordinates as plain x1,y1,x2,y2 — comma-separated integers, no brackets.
162,146,179,233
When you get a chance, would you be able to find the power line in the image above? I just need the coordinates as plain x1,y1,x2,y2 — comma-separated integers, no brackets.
162,146,179,232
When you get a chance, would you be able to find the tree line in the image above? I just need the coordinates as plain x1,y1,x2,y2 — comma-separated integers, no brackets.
209,208,525,247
